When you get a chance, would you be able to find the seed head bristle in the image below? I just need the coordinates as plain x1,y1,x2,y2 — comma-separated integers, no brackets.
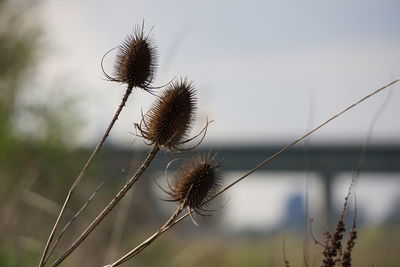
138,78,196,150
168,154,221,214
113,24,157,90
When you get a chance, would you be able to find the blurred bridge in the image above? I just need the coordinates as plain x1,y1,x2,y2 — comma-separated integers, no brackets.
102,144,400,228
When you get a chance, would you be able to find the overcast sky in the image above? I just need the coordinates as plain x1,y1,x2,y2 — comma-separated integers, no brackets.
27,0,400,229
36,0,400,147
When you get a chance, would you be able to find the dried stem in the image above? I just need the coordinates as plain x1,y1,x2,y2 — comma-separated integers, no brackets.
39,86,133,267
341,198,357,267
104,183,135,263
321,80,393,267
106,79,399,261
209,79,399,201
321,220,345,267
43,183,104,265
49,145,160,267
105,202,186,267
309,219,325,247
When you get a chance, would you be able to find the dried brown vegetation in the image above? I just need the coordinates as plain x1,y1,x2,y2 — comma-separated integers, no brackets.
110,24,158,90
136,78,197,151
319,198,357,267
166,154,222,215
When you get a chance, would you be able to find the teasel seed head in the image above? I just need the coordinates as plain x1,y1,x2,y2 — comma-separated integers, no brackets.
168,154,222,215
137,78,196,151
111,23,157,90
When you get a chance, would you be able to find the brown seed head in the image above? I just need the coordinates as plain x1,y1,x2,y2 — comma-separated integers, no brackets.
169,154,221,214
139,78,196,150
113,24,157,89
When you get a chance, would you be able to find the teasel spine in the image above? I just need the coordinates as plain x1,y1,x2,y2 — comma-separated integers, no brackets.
167,153,222,215
105,23,158,91
137,78,197,151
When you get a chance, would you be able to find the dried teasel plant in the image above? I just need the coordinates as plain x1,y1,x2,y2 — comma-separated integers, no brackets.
47,78,211,267
165,153,222,215
136,78,210,152
104,153,222,267
103,22,158,91
39,23,160,267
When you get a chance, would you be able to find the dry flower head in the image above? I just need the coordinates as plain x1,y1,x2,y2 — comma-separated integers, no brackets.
136,78,197,151
166,154,221,215
104,23,157,90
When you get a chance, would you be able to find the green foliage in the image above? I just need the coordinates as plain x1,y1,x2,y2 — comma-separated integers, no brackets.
0,242,39,267
0,1,88,265
0,0,77,195
0,0,40,129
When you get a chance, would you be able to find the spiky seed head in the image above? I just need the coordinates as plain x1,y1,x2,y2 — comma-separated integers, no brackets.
142,78,196,150
113,24,157,89
169,154,221,214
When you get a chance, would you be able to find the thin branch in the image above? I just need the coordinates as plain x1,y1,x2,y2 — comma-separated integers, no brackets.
350,77,394,186
309,219,326,247
43,183,104,265
183,79,400,228
105,186,195,267
341,196,357,267
49,145,160,267
39,86,133,267
303,92,315,265
208,79,400,201
344,78,393,225
319,84,390,267
103,184,135,263
105,79,399,262
105,204,185,267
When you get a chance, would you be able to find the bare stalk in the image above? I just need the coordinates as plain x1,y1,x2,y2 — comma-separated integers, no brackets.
39,86,133,267
103,79,399,264
49,145,160,267
43,183,104,265
106,203,186,267
103,183,135,263
209,79,399,200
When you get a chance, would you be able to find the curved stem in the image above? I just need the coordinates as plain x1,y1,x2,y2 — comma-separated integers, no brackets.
49,145,160,267
39,85,133,267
